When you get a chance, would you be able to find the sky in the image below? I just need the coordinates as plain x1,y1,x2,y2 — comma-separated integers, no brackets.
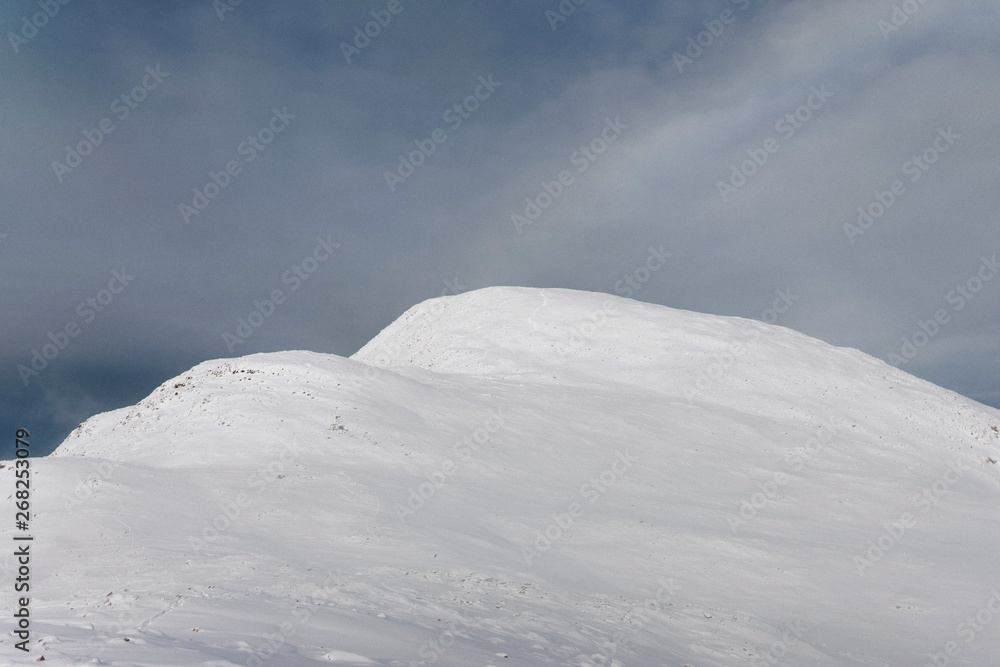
1,0,998,457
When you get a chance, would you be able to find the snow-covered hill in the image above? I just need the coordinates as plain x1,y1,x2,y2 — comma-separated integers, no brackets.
6,286,1000,665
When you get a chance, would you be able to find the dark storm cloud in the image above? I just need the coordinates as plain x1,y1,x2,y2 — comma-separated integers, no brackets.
1,0,998,455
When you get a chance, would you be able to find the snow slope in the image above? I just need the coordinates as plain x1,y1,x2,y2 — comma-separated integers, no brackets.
6,286,1000,665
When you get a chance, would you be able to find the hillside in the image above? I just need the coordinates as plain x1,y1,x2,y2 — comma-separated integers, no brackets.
7,286,1000,665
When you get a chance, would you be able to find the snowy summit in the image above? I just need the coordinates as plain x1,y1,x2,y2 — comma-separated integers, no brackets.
7,286,1000,665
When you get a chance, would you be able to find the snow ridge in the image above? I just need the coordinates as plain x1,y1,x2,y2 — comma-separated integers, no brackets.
11,286,1000,665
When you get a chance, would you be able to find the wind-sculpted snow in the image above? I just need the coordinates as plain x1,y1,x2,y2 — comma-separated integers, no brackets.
7,287,1000,664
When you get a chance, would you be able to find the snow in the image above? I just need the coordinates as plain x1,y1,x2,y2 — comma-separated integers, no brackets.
5,286,1000,665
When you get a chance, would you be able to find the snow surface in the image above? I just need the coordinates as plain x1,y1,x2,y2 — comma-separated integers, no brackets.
6,286,1000,665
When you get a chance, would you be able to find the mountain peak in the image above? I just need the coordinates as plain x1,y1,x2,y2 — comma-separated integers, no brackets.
34,286,1000,665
